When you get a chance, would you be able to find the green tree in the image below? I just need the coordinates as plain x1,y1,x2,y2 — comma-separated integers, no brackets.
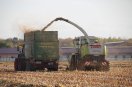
0,42,9,48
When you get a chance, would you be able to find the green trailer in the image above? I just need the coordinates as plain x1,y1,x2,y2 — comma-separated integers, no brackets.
14,31,59,71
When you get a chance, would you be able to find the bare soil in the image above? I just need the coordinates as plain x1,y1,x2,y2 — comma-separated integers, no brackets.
0,61,132,87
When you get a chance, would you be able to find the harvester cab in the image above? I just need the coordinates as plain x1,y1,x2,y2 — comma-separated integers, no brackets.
73,36,104,56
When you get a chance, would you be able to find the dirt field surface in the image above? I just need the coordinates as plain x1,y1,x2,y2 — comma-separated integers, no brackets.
0,61,132,87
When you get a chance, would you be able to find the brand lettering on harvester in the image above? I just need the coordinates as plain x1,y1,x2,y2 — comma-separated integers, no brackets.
90,45,101,48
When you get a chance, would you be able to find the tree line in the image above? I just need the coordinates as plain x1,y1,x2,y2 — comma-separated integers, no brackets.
0,37,132,48
0,38,23,48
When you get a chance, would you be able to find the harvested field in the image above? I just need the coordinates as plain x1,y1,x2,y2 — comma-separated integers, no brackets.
0,61,132,87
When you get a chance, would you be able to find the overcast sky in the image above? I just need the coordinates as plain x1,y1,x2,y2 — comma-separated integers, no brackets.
0,0,132,39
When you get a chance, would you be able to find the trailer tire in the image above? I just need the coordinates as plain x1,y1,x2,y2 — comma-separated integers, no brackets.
14,58,26,71
48,66,58,71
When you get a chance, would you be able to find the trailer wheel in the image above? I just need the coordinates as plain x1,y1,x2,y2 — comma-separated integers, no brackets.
48,66,58,71
14,58,26,71
53,66,58,71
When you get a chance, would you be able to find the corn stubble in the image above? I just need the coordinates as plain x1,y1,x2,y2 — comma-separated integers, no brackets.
0,61,131,87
